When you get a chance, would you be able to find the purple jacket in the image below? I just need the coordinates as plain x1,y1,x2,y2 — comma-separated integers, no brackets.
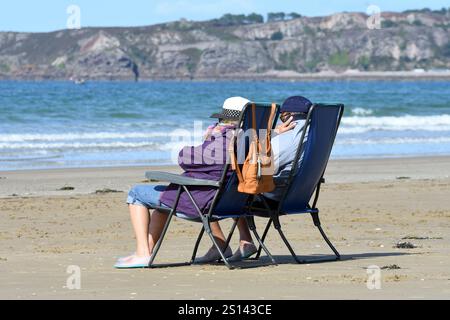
160,124,235,217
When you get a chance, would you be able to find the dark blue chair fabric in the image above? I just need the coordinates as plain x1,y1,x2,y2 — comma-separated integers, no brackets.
281,104,343,214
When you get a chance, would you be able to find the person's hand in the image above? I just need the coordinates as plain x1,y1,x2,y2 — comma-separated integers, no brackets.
203,124,217,140
274,116,296,134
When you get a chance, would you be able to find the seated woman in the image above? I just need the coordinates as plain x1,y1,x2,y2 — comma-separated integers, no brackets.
115,97,255,268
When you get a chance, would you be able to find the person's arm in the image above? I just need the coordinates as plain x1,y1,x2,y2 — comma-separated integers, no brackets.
178,124,231,171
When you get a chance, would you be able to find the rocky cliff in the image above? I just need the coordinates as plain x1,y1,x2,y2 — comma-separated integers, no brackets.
0,10,449,80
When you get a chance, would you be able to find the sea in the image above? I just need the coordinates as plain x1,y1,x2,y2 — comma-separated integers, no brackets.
1,80,449,171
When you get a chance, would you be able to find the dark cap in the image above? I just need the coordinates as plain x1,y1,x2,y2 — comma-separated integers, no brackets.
281,96,313,113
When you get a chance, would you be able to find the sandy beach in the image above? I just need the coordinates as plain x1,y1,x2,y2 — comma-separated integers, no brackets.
0,156,449,300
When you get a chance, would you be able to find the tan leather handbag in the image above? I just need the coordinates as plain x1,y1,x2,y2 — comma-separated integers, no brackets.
230,103,277,194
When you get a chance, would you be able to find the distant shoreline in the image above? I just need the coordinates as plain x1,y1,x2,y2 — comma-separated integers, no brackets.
202,70,450,81
2,71,450,82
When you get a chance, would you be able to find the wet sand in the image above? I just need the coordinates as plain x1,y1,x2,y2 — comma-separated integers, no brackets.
0,156,449,299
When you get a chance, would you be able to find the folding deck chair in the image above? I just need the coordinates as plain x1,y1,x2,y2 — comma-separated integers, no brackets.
144,102,280,270
246,103,345,264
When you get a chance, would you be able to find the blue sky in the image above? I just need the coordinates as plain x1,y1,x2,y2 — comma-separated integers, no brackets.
1,0,449,32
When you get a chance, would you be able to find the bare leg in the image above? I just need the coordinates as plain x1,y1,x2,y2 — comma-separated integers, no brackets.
237,218,253,244
210,221,227,249
224,218,257,261
148,209,169,253
209,219,253,248
193,221,232,263
128,204,169,257
129,204,152,257
115,206,168,267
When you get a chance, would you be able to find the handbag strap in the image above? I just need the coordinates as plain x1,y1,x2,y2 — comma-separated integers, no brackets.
265,103,277,155
230,103,277,182
229,131,244,183
251,103,258,142
257,103,277,157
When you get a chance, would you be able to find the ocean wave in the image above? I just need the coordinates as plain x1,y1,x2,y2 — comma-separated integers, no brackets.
340,114,450,133
0,131,203,143
0,141,163,150
2,136,450,152
338,136,450,145
350,108,373,116
0,138,203,152
2,115,450,153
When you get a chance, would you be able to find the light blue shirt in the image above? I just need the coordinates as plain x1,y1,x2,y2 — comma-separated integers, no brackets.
264,119,307,201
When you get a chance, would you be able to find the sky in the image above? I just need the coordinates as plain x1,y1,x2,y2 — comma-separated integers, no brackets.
0,0,449,32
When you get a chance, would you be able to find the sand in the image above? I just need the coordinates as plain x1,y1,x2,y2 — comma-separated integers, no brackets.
0,156,449,300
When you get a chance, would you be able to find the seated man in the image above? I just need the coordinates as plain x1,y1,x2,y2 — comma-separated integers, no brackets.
264,95,312,201
198,96,312,263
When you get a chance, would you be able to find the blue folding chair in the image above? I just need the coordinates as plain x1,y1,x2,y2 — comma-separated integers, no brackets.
144,102,280,269
248,103,345,264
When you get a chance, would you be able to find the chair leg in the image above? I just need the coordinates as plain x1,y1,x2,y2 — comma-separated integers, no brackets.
190,227,205,263
148,187,192,268
201,217,274,270
225,219,238,250
217,218,238,263
276,227,307,264
148,210,173,267
256,197,305,264
214,216,277,269
203,219,234,270
246,216,277,265
317,225,341,259
181,186,235,269
148,210,193,268
271,213,307,264
255,218,272,259
310,212,341,262
273,213,341,265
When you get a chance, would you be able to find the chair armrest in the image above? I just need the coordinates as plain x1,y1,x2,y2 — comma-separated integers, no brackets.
145,171,220,187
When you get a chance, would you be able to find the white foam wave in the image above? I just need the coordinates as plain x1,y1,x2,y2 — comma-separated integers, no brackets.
0,138,201,152
351,108,373,116
338,136,450,145
0,131,203,143
0,141,161,150
2,115,450,153
340,114,450,133
2,136,449,152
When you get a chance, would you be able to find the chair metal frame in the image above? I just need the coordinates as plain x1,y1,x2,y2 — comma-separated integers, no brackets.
247,103,345,264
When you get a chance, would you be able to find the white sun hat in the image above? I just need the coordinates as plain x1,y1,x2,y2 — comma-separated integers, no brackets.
210,96,251,120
